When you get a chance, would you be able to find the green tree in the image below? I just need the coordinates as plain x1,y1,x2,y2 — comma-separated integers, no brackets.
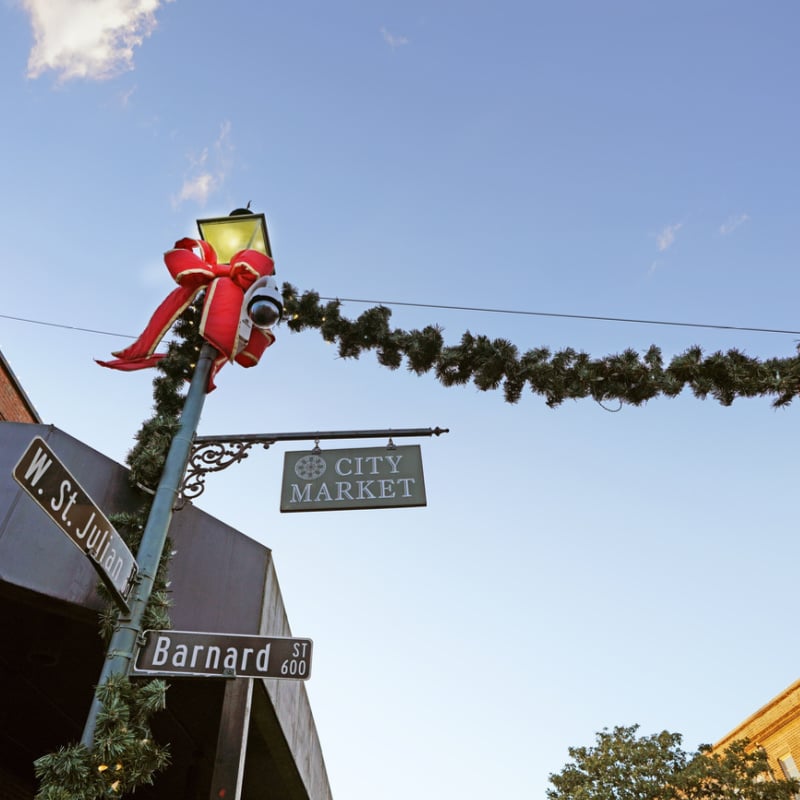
547,725,799,800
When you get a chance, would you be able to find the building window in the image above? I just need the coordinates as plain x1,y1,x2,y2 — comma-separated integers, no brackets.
778,754,800,800
779,755,800,781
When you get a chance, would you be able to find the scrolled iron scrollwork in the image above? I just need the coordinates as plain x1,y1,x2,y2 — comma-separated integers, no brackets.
177,440,274,507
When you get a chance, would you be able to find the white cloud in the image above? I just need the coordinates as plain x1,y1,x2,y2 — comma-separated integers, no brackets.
656,222,683,252
719,212,750,236
176,173,215,206
380,26,409,49
22,0,166,82
118,84,137,107
173,121,234,208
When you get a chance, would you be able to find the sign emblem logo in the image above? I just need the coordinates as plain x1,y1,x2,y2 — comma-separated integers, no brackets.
294,454,327,480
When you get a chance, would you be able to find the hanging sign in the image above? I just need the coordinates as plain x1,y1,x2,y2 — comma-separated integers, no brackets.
280,444,427,512
12,437,138,612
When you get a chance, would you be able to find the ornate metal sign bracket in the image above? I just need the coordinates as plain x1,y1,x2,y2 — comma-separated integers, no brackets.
177,426,448,508
178,438,275,507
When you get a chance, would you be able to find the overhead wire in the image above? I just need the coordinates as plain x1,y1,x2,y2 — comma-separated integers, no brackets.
1,297,799,341
0,312,136,339
319,297,800,337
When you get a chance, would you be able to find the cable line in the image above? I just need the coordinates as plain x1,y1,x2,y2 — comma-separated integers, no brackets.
0,313,135,339
2,299,800,341
320,297,800,337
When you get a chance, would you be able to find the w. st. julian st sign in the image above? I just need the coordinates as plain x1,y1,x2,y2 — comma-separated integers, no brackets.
12,436,138,611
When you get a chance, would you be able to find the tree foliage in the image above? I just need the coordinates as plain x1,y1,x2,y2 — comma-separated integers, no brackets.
547,725,799,800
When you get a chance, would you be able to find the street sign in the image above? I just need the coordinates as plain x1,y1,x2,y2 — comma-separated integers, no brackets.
280,444,427,512
12,436,138,612
133,630,313,680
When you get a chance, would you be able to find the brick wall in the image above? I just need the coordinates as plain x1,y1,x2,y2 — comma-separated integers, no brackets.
713,678,800,778
0,355,38,423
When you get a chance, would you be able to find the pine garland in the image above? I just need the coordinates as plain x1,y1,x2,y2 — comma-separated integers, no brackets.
34,678,170,800
32,282,800,797
34,302,205,799
281,285,800,408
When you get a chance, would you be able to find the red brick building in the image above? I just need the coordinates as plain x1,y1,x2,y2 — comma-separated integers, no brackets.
0,350,40,423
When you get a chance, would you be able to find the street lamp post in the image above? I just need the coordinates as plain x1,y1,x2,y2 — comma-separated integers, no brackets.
81,342,217,747
80,208,448,773
81,209,276,748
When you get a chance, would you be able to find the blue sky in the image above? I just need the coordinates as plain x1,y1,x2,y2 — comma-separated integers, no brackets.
2,1,800,797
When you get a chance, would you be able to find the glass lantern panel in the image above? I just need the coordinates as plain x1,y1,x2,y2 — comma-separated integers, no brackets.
197,215,271,262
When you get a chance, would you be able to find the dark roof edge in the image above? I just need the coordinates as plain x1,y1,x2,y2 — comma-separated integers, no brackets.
0,349,42,423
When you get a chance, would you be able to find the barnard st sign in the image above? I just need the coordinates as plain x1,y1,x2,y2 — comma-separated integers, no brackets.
280,444,427,512
134,630,313,680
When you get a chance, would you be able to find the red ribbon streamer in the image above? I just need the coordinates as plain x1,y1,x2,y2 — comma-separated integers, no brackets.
97,238,276,390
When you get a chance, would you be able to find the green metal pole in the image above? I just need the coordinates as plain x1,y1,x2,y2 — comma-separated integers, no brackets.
81,342,217,748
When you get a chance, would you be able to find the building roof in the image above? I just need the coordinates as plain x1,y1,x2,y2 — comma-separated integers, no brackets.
715,679,800,751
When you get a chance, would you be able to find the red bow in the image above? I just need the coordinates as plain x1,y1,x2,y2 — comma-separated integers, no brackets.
97,238,276,390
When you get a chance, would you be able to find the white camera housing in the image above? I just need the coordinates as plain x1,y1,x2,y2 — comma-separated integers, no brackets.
236,275,283,354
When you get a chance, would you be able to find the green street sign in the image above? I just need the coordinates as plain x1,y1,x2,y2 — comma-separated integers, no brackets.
280,444,427,512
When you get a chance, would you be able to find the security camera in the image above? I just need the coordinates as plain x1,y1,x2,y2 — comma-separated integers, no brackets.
235,275,283,355
243,275,283,329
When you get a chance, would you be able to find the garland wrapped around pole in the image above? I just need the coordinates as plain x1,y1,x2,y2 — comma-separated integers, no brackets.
35,303,206,799
281,285,800,408
35,222,281,799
